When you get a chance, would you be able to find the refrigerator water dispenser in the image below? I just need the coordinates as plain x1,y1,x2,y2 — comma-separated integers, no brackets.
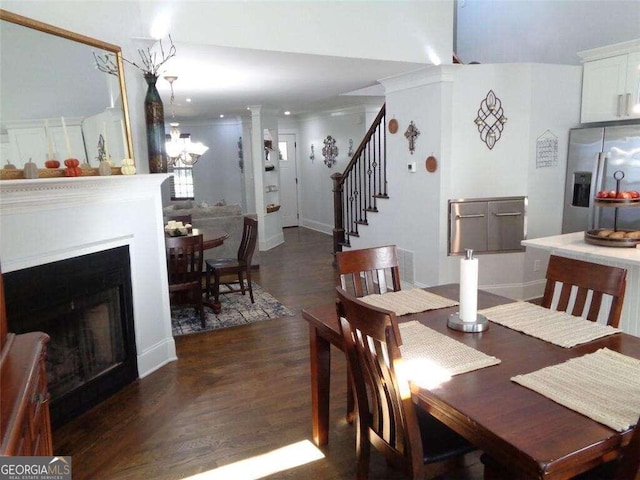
571,171,592,208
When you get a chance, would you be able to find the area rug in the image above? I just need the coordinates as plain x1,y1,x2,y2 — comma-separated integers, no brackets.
171,282,294,336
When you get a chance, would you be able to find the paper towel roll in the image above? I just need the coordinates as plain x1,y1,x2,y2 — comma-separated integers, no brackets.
460,256,478,323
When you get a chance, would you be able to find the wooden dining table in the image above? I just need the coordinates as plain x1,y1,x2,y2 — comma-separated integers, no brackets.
302,284,640,479
164,226,228,250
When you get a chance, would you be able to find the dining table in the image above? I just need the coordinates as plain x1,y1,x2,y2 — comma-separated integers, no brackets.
302,283,640,479
164,225,229,249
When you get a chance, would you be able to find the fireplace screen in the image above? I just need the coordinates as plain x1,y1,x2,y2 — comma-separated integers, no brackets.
4,246,137,426
41,287,125,401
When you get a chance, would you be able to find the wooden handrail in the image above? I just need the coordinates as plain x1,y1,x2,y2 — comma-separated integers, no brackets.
332,104,387,255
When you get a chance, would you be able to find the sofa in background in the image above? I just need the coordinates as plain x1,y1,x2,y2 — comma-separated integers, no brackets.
163,202,260,267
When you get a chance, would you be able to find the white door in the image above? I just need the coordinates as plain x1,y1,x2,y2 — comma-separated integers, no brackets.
278,133,299,227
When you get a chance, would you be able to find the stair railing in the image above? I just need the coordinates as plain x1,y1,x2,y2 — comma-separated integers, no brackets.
332,104,387,254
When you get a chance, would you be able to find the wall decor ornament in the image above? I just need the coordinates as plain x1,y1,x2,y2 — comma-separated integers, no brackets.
322,136,338,168
404,121,420,155
309,144,315,162
348,139,354,157
388,118,398,134
237,136,243,171
474,90,507,150
425,155,438,173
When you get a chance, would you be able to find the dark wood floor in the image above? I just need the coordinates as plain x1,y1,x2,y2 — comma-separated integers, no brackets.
53,227,483,480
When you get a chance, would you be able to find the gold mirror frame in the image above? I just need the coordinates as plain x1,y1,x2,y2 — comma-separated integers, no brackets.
0,9,134,179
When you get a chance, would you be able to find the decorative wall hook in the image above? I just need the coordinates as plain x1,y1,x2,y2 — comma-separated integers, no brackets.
322,136,338,168
348,139,354,157
404,121,420,155
309,144,315,162
474,90,507,150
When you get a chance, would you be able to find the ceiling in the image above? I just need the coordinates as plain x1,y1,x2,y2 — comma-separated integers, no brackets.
152,41,428,122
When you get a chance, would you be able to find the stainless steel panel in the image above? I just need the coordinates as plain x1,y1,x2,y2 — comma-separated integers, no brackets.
487,199,526,252
562,127,604,233
449,201,487,255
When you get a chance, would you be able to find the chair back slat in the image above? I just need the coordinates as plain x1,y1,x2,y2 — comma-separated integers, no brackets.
337,245,401,297
237,216,258,264
542,255,627,327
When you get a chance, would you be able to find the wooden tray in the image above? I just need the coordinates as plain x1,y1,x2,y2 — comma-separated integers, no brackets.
584,229,640,248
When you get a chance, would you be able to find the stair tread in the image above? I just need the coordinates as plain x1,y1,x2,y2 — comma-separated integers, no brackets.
373,194,389,199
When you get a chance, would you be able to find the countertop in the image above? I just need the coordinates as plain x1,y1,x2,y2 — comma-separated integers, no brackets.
522,232,640,266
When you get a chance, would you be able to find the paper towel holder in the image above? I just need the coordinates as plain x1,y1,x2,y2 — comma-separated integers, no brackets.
447,312,489,332
448,249,490,332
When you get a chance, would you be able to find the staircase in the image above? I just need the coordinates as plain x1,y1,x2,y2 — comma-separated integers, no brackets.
331,104,387,255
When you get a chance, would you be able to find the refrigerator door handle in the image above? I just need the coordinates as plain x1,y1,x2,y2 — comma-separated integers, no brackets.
590,152,606,229
626,93,632,116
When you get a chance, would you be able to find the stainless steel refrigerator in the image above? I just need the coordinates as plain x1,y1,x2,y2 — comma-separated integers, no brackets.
562,124,640,233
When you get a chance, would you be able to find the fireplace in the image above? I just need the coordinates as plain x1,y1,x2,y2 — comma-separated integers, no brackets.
0,175,177,423
4,246,137,427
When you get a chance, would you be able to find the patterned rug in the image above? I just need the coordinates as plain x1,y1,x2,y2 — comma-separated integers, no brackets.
171,282,294,336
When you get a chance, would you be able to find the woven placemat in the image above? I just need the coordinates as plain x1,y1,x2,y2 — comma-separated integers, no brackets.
479,302,620,348
512,348,640,432
361,289,458,316
398,321,500,376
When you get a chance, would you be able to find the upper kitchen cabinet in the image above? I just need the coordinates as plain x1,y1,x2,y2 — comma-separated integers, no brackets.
579,39,640,123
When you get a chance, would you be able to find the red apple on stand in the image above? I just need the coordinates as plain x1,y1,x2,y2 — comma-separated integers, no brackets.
596,190,609,198
616,191,632,199
630,191,640,199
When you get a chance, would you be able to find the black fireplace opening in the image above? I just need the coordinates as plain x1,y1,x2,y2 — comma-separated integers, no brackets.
4,246,138,428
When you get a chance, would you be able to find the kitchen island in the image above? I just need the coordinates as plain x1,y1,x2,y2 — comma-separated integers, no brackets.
522,232,640,337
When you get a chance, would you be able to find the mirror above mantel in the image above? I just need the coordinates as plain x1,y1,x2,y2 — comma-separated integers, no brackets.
0,9,134,178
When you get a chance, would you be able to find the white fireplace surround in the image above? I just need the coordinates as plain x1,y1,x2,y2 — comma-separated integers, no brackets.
0,175,177,378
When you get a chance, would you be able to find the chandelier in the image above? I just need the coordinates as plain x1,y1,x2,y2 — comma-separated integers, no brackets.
164,75,208,166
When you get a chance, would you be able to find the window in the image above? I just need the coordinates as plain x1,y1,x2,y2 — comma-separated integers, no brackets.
168,132,195,200
170,165,194,200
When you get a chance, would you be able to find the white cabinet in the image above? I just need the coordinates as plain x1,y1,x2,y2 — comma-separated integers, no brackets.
579,39,640,123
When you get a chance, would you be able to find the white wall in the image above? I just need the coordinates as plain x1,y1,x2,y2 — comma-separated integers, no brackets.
456,0,640,65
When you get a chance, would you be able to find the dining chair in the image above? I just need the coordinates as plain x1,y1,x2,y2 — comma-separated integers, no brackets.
336,245,402,422
336,287,475,480
166,233,205,328
336,245,401,297
205,216,258,308
541,255,627,328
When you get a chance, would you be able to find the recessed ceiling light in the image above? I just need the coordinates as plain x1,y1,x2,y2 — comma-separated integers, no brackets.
284,111,291,116
220,114,224,118
186,98,192,103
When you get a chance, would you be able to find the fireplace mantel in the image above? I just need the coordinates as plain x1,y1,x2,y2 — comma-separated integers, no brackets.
0,175,170,215
0,174,177,379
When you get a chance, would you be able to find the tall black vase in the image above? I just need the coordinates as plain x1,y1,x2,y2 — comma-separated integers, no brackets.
144,73,167,173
